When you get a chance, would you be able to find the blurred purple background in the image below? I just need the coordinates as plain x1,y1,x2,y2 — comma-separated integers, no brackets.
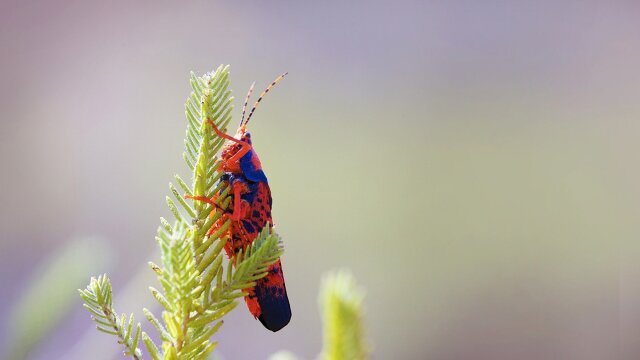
1,1,639,359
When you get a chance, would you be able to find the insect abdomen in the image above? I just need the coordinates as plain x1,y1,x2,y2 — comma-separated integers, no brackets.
223,177,291,331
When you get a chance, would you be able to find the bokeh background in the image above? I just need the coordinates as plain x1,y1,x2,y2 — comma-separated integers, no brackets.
1,1,638,359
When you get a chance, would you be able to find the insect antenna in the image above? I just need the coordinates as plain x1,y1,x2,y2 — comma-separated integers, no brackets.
239,81,256,126
244,72,288,126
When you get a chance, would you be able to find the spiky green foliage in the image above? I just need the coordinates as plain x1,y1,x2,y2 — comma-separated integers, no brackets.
148,221,282,360
319,271,369,360
78,275,143,359
79,65,284,360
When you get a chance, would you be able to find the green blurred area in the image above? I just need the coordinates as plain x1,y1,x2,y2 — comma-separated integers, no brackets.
4,238,111,359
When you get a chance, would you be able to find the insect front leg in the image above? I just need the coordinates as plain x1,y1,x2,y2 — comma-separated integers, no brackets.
205,119,252,165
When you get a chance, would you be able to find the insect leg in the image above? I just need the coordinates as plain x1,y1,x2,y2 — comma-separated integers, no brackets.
184,194,224,211
205,119,253,164
231,182,251,221
184,194,231,237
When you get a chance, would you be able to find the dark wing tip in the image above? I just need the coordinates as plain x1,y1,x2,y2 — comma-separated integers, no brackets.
258,296,292,332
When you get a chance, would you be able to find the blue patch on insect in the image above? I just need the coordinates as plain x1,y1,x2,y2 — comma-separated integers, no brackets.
240,150,268,183
221,174,261,204
242,220,255,234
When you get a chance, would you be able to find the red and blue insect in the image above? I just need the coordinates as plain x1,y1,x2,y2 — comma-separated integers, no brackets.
189,73,291,332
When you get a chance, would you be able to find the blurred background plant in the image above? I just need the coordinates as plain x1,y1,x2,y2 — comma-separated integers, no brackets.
270,270,368,360
317,271,368,360
4,238,111,360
